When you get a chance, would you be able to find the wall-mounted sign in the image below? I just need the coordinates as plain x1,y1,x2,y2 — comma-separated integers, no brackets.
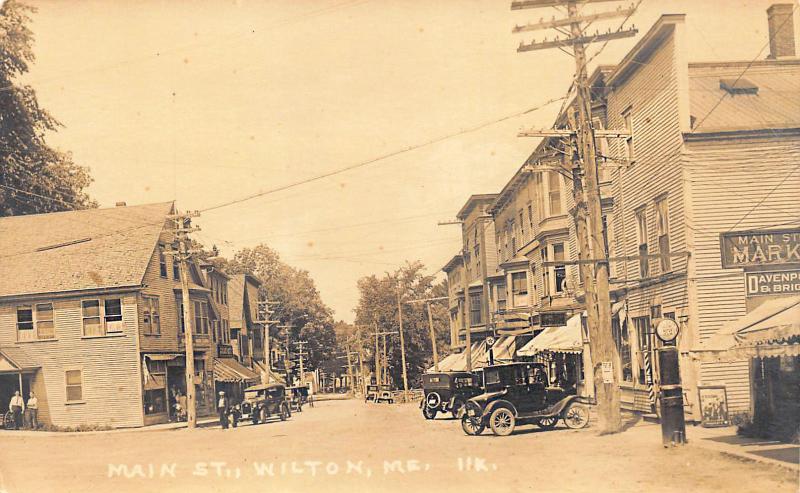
720,229,800,269
654,318,680,343
698,386,729,428
745,269,800,296
540,312,568,327
601,362,614,384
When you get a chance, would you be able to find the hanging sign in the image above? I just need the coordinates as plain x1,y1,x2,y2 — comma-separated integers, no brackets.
540,311,568,327
719,229,800,269
485,336,496,347
745,269,800,296
654,318,680,343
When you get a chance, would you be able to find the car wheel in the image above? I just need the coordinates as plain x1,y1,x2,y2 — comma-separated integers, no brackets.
536,417,558,430
251,412,259,425
489,407,516,437
260,407,267,424
422,406,437,420
280,403,289,421
461,414,485,436
451,400,464,419
563,403,590,429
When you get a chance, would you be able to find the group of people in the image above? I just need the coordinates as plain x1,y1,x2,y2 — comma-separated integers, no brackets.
7,390,38,430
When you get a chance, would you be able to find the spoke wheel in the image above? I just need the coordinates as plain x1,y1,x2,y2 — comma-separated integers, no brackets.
536,417,558,430
422,406,437,420
461,415,485,436
489,408,516,436
563,403,590,429
280,404,289,421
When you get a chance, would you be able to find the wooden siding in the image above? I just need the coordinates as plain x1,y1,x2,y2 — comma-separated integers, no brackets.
0,295,143,428
684,135,800,413
139,228,182,352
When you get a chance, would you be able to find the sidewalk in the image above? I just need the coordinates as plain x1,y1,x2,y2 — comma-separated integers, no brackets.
0,416,220,437
686,424,799,472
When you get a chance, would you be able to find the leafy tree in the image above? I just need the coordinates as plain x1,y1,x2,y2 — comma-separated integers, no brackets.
0,0,96,216
352,261,451,388
223,244,336,372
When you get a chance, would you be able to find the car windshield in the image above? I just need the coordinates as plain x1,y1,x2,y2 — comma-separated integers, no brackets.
244,390,260,400
485,369,500,385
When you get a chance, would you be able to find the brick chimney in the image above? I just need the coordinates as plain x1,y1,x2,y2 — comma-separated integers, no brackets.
767,3,796,59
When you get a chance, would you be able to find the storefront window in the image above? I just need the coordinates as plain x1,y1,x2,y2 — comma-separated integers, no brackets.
144,389,167,415
633,316,651,385
613,317,633,383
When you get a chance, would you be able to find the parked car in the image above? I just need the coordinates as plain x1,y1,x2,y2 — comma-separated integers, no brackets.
420,371,482,419
234,383,291,426
460,362,590,436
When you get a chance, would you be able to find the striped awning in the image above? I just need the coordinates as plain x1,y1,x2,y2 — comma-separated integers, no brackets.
213,358,260,383
518,314,583,356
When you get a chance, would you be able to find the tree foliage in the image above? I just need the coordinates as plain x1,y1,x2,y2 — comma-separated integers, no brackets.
222,244,336,371
351,261,451,388
0,0,96,216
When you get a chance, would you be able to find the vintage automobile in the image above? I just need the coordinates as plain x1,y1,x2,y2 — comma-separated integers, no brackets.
235,383,291,426
420,371,482,419
460,362,590,436
365,384,394,404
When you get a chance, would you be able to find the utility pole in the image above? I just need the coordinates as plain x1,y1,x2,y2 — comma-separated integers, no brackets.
345,344,355,394
373,321,381,386
294,340,308,386
395,287,410,401
370,327,399,386
405,296,448,372
512,0,638,434
255,300,280,382
277,324,295,385
166,210,202,429
437,221,471,371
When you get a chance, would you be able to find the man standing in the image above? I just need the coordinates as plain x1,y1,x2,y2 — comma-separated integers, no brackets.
9,390,24,430
217,391,229,429
26,391,38,429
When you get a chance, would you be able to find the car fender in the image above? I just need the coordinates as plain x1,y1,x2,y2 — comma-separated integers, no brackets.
551,395,581,415
482,399,518,419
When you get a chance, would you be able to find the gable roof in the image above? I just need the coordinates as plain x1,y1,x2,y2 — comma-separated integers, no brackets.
456,194,499,220
689,60,800,133
227,273,262,329
0,202,174,299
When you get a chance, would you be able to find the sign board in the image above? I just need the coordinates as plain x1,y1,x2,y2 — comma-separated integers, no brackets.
745,269,800,296
654,318,680,343
540,311,568,327
485,336,496,347
698,386,729,427
601,362,614,384
720,229,800,269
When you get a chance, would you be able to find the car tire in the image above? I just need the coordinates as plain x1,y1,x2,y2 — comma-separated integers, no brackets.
280,403,289,421
451,399,464,419
489,407,516,437
461,414,485,436
563,403,590,429
536,417,558,430
260,407,267,424
422,406,437,420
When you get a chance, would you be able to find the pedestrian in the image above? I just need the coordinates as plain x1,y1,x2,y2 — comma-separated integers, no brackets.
9,390,24,430
217,391,229,429
26,391,38,429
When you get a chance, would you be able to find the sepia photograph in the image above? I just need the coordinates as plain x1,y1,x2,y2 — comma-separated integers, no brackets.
0,1,798,492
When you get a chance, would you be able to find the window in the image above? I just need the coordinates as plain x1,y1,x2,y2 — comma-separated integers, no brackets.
635,207,649,278
541,248,550,297
142,296,161,335
173,257,180,280
65,369,83,402
623,106,634,162
16,306,33,332
511,271,528,307
553,243,566,294
82,298,123,336
158,245,167,278
656,197,671,273
35,303,55,340
193,300,209,335
633,316,651,385
534,173,545,219
496,283,507,312
82,300,103,336
519,210,525,240
548,172,562,216
469,292,483,326
144,389,167,415
612,318,633,383
527,204,534,232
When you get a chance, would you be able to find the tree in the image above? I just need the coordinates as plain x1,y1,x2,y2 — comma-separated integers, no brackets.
223,244,337,372
353,261,450,388
0,0,96,216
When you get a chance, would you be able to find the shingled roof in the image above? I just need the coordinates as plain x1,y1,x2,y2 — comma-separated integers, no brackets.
0,202,174,298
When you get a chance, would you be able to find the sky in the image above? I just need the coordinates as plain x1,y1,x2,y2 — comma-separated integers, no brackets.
20,0,799,322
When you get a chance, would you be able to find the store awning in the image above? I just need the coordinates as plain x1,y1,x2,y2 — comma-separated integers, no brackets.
429,341,486,372
473,336,517,366
518,314,583,356
213,358,260,383
694,296,800,363
428,352,461,372
252,360,286,385
145,353,181,361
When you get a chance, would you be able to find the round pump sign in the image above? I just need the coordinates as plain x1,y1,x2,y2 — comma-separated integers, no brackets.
485,336,496,347
655,318,680,343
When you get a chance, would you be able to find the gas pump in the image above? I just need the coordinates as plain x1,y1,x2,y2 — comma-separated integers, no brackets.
655,318,686,447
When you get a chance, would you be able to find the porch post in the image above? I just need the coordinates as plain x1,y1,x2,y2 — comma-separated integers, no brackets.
18,372,23,393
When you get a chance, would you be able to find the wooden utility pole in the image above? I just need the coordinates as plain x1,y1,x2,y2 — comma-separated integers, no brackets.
395,287,410,401
373,322,381,385
512,0,638,434
167,211,202,429
405,296,448,372
463,251,472,372
345,344,355,394
277,324,295,385
295,340,308,386
255,300,280,382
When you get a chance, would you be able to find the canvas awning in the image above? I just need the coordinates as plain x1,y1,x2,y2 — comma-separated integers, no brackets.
518,314,583,356
428,352,460,372
429,341,487,372
145,353,181,361
694,296,800,363
213,358,260,383
475,336,516,366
